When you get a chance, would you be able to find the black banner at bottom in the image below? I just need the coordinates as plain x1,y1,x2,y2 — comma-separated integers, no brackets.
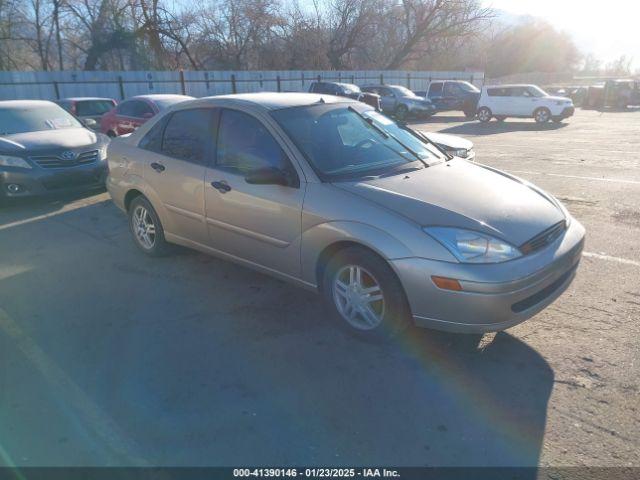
0,468,637,480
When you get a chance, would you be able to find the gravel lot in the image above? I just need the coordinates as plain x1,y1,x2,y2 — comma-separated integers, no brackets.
0,109,638,467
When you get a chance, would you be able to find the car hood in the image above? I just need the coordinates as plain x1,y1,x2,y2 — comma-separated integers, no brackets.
0,128,100,154
334,159,565,246
423,131,473,150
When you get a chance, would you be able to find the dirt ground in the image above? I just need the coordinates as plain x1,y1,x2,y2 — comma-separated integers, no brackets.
0,108,638,467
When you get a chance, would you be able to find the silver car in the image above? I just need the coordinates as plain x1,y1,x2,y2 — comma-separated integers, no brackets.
107,93,584,338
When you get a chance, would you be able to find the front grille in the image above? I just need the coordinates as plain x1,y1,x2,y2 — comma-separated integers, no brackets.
31,149,99,169
520,221,566,255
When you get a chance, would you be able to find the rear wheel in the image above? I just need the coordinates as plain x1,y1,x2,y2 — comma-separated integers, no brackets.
128,196,169,256
477,107,492,123
534,107,551,124
322,246,411,339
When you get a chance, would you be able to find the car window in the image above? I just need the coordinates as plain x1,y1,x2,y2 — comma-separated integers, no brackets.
444,83,459,96
139,116,169,153
76,100,115,116
487,88,507,97
116,101,134,116
379,87,394,97
216,109,291,175
132,101,154,118
428,83,443,96
509,87,530,97
160,108,213,164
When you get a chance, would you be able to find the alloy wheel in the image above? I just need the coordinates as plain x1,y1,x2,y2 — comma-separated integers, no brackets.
133,205,156,249
332,265,385,330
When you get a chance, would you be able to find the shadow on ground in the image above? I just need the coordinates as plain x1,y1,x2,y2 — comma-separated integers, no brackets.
437,121,569,136
0,200,554,469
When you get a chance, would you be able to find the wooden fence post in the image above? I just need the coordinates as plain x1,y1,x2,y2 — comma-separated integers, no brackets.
231,74,237,94
380,73,384,84
53,81,60,99
179,69,186,95
118,75,125,100
277,75,281,92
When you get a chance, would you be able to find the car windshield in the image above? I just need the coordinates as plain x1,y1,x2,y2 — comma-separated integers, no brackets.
76,100,114,116
0,104,82,135
341,83,361,94
392,86,417,97
458,81,480,93
271,103,443,181
527,86,549,97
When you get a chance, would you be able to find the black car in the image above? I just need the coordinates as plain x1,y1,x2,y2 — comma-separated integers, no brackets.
417,80,481,118
0,100,109,200
308,81,380,110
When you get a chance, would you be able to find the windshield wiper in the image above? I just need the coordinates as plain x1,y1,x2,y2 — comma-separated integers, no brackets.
402,125,453,160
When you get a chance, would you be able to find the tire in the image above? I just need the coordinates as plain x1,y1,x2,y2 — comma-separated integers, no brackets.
322,246,411,339
477,107,492,123
534,107,551,124
128,196,170,256
395,104,409,122
495,116,506,122
464,109,476,119
107,130,117,138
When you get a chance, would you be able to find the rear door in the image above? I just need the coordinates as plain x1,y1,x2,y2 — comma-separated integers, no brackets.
427,82,444,109
510,87,536,116
377,87,397,113
204,108,305,277
141,107,215,244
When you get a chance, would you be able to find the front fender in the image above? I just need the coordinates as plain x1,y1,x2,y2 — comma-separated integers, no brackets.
300,220,414,286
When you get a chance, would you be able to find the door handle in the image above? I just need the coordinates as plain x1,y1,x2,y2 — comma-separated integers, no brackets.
150,162,165,172
211,180,231,193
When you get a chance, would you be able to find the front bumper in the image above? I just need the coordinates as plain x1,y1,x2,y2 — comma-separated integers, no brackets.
0,161,108,198
391,218,585,333
560,106,575,118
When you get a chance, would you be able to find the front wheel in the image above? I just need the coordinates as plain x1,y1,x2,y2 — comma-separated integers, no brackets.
322,247,411,339
395,104,409,122
534,107,551,124
128,196,170,256
477,107,492,123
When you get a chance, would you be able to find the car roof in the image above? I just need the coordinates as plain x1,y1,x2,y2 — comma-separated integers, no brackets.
0,100,58,109
128,94,194,102
58,97,116,102
484,84,537,88
180,92,355,111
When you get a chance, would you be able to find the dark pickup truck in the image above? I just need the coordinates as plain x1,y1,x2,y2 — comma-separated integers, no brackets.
416,80,481,118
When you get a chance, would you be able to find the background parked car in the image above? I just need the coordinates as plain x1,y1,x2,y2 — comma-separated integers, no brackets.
100,94,193,137
476,84,575,124
308,81,381,110
0,100,109,200
362,84,436,121
583,79,640,109
55,97,117,131
416,80,480,118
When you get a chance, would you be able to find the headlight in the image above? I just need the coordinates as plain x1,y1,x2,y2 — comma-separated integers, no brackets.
98,145,108,161
424,227,522,263
0,155,32,169
436,144,468,158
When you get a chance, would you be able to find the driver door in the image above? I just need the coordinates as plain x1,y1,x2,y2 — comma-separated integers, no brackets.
204,108,305,278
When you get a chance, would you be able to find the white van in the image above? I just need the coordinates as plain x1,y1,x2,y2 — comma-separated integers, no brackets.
476,84,575,124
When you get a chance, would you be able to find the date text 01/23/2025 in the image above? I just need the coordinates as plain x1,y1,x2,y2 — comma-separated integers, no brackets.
233,468,400,478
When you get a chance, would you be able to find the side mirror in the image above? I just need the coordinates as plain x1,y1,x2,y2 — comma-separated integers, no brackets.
245,167,292,187
83,118,97,128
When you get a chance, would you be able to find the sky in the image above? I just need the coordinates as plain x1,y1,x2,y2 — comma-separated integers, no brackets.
485,0,639,69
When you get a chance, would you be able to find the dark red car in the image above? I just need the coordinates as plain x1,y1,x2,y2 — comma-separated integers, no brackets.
100,94,193,137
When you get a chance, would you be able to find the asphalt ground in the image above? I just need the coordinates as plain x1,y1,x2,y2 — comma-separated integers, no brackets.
0,108,638,467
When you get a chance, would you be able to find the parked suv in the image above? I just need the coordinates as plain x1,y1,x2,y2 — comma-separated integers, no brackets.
308,81,380,110
362,84,435,120
417,80,480,118
56,97,117,130
476,85,575,124
100,94,193,137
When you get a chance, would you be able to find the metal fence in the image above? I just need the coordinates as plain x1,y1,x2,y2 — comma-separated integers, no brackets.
0,70,484,101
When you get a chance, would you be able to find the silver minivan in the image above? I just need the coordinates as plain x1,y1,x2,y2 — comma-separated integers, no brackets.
107,93,584,338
